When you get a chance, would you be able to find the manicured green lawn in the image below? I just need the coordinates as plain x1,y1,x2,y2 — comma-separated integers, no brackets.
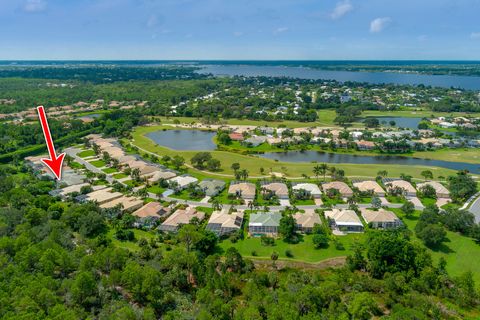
69,161,83,169
210,188,244,205
147,185,166,195
89,160,106,168
291,198,315,205
219,233,363,262
391,208,480,287
78,150,96,158
123,180,143,187
170,189,204,201
420,197,437,207
113,173,128,179
102,167,118,174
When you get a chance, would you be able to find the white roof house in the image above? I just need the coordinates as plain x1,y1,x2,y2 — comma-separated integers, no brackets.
79,188,123,205
169,175,198,189
325,209,363,233
292,183,322,198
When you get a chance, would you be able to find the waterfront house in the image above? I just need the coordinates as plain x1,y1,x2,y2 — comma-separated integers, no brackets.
416,181,450,198
384,180,417,197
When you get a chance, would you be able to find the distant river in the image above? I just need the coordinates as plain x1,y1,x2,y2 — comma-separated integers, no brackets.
198,65,480,90
260,151,480,174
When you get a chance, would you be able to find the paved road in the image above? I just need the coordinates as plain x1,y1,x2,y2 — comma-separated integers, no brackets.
66,147,413,212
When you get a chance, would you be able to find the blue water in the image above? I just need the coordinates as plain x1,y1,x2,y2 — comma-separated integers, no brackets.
198,64,480,90
146,130,217,151
260,151,480,174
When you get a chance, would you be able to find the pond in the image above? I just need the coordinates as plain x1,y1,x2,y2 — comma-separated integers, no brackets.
368,117,423,129
146,129,217,151
259,151,480,174
197,64,480,90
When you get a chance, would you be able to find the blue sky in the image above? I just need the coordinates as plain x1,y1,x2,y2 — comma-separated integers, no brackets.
1,0,480,60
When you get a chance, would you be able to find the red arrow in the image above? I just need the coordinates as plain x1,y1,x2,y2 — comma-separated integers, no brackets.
37,106,65,180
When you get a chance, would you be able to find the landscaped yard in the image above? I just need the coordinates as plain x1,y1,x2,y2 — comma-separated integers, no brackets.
78,150,96,158
113,173,129,179
102,167,118,174
147,185,166,195
89,160,106,168
219,233,362,262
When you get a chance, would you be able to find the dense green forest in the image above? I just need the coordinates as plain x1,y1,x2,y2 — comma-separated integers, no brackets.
0,165,479,319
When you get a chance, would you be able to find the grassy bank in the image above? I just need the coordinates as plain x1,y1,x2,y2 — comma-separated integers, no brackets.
132,125,461,179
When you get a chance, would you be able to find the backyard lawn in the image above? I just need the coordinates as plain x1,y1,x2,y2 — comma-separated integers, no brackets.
78,150,96,158
219,233,363,262
102,167,118,174
113,173,128,179
89,160,106,168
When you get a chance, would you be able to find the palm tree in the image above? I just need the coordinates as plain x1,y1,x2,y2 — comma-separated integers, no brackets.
319,163,328,181
212,199,222,211
328,166,337,180
377,170,388,178
313,165,321,181
240,169,249,181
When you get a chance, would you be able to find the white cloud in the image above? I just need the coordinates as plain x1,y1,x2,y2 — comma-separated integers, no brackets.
273,27,289,35
23,0,46,12
471,32,480,39
370,17,391,33
330,1,353,20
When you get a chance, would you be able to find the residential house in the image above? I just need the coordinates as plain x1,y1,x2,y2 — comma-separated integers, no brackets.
416,181,450,198
198,179,226,197
248,212,282,236
322,181,354,198
228,182,256,200
158,207,205,232
76,188,123,205
169,175,198,190
385,180,417,197
261,182,289,199
243,135,267,147
292,183,322,198
324,209,364,233
294,210,322,233
133,202,172,228
353,180,385,196
100,196,143,212
206,209,244,236
356,140,376,150
360,208,402,229
228,132,244,141
147,170,177,183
